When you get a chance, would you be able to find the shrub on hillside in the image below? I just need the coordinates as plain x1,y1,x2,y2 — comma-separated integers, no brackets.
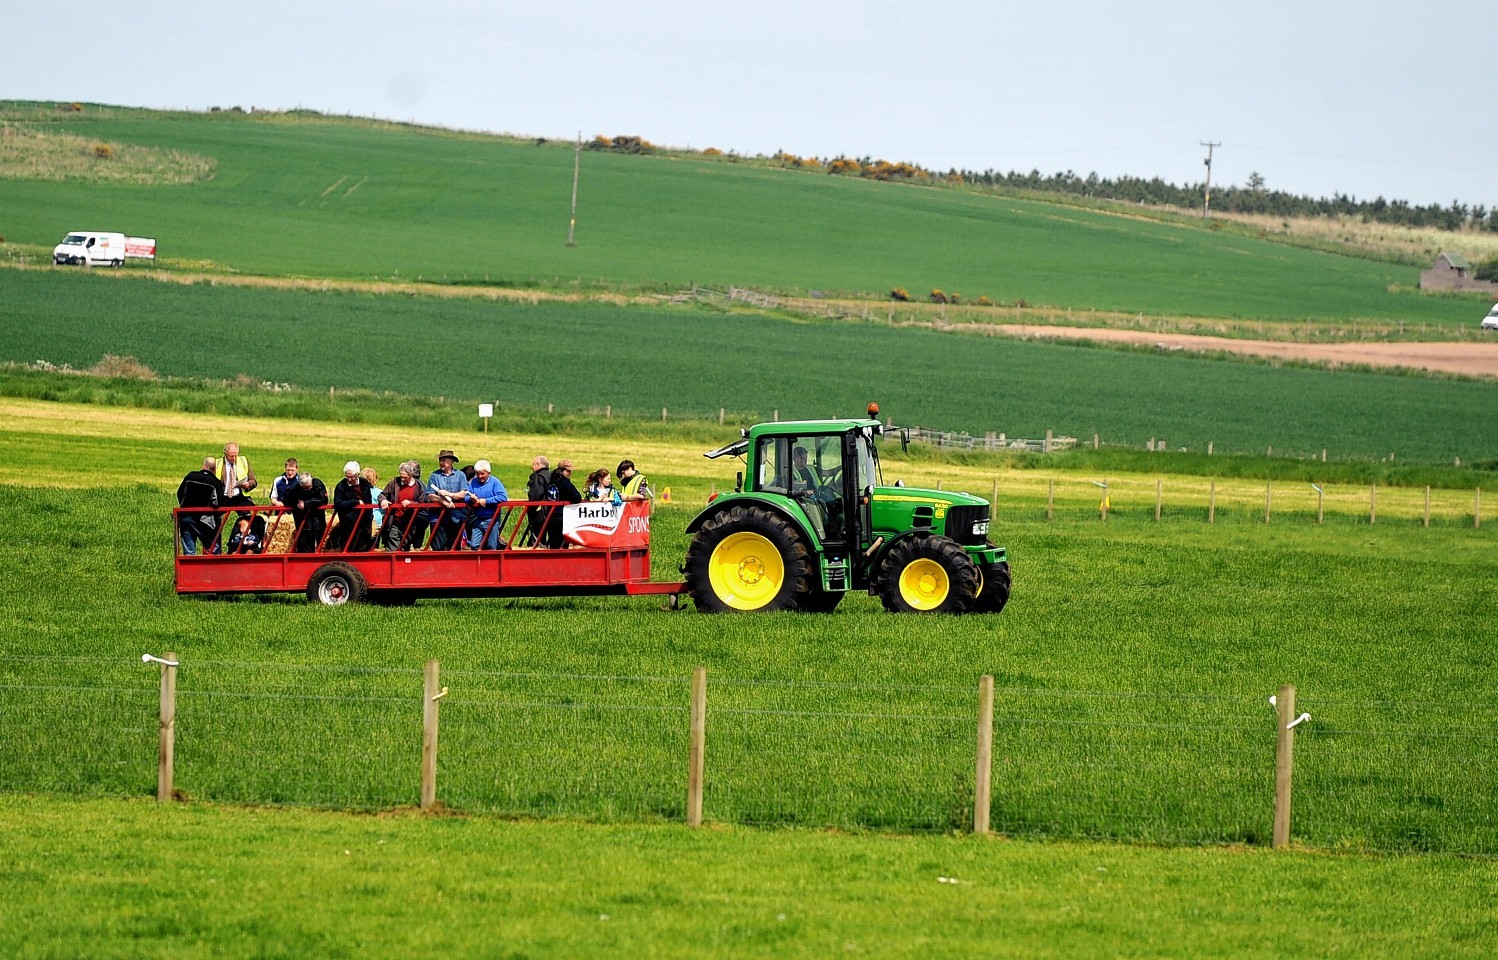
702,147,723,156
929,289,948,304
92,142,113,160
975,296,993,307
890,287,910,302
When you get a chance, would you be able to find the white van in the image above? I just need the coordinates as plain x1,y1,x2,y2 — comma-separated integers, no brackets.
1483,303,1498,330
52,231,156,267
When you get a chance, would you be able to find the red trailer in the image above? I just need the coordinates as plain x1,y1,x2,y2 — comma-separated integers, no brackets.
173,500,684,606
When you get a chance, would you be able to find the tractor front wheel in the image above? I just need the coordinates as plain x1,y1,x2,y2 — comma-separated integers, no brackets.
878,536,978,614
686,505,813,612
972,559,1012,614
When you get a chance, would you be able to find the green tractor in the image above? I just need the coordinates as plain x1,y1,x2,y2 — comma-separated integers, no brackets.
683,405,1010,614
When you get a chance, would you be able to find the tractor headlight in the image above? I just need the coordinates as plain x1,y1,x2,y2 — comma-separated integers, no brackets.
972,521,989,537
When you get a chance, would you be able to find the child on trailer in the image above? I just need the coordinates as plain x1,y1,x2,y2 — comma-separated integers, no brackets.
226,515,266,555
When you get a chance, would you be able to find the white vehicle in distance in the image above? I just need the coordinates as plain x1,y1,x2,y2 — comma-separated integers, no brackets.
52,231,156,267
1483,303,1498,330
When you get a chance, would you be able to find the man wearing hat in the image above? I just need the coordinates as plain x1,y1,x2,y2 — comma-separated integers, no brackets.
425,449,470,551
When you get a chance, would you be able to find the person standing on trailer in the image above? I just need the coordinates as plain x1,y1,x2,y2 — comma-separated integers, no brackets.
467,459,509,550
425,449,470,550
175,457,223,555
215,442,258,509
544,459,583,548
523,455,551,546
616,459,653,501
328,461,376,552
287,472,329,552
268,458,300,507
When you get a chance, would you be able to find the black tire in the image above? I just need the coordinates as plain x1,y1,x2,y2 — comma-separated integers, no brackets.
685,504,814,613
972,559,1012,614
878,536,979,614
307,562,368,606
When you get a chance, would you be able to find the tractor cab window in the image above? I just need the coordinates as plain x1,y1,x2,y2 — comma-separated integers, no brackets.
856,430,879,492
755,437,788,494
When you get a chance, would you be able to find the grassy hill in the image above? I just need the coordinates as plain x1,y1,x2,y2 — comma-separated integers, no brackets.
5,270,1498,460
0,102,1482,326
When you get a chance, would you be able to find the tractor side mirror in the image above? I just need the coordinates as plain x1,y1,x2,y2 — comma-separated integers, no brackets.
735,470,743,493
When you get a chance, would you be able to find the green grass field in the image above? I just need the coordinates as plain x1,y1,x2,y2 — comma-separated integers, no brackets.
4,795,1494,960
4,402,1494,856
5,272,1498,461
0,102,1483,325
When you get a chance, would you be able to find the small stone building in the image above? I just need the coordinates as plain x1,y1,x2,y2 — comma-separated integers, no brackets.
1419,252,1498,293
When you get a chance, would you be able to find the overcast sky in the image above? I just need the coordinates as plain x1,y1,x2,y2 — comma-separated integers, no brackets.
7,0,1493,209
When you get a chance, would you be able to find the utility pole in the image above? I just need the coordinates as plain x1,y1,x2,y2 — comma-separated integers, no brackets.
566,131,581,247
1199,140,1221,218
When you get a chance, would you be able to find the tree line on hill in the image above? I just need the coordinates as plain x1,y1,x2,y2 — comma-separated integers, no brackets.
588,133,1498,235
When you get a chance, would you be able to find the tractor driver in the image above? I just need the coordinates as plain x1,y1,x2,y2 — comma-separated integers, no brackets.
791,446,823,494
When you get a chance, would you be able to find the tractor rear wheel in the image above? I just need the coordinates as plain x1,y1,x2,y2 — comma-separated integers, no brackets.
686,505,813,612
972,559,1012,614
307,562,368,606
878,536,978,614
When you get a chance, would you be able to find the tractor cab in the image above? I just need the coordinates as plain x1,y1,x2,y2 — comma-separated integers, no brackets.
688,406,1009,615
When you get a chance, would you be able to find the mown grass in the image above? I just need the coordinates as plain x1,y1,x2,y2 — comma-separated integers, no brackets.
0,102,1479,325
2,403,1494,853
3,271,1497,461
6,796,1494,960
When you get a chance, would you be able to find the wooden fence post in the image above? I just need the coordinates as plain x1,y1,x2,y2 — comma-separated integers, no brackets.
719,407,725,425
1207,441,1213,456
1370,484,1377,525
1093,433,1099,450
606,404,611,419
1044,429,1053,454
662,407,668,422
1264,481,1272,524
1477,488,1483,529
1424,486,1431,528
990,477,998,508
973,674,994,835
421,659,442,811
687,666,707,827
157,651,178,803
1209,482,1216,524
1273,684,1297,849
1317,486,1324,525
1047,480,1054,521
1155,480,1163,522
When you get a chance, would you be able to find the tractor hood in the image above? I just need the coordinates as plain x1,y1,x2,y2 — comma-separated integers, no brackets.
870,487,991,546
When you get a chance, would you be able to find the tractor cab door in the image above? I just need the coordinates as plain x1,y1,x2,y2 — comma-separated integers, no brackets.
847,428,878,551
754,434,848,555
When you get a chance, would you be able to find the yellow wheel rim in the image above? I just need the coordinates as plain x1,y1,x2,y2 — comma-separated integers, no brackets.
708,532,784,611
899,557,949,610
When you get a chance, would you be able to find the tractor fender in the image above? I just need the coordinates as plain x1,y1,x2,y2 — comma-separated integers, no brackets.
683,494,825,551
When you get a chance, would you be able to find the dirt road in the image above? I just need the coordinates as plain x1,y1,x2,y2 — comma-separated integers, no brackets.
997,325,1498,378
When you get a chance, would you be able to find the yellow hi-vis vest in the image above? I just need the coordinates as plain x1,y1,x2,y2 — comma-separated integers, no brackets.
620,473,650,499
215,455,252,492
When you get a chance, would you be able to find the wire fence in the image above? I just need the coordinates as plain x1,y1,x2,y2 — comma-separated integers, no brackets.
1,656,1493,854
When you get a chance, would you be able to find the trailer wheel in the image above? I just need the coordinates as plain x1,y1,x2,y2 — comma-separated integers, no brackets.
878,536,978,614
972,559,1011,614
685,505,813,612
307,562,368,606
